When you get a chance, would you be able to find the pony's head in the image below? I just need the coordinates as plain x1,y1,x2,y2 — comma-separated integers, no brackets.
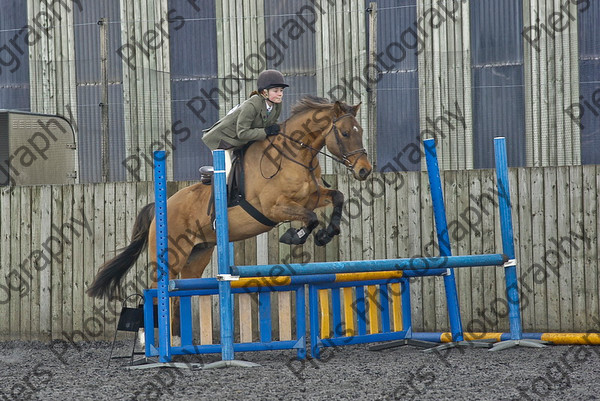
324,101,372,181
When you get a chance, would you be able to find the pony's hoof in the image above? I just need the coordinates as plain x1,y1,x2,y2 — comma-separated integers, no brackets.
314,229,332,246
328,225,340,236
279,227,308,245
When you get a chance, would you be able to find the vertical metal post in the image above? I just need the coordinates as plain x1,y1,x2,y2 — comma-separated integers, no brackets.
400,278,412,332
308,285,321,359
295,287,307,359
213,150,235,361
143,290,155,357
367,3,378,169
423,139,464,342
99,18,110,182
494,137,523,340
153,150,171,362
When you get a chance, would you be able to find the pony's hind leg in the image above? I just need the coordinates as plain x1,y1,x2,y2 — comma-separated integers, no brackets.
167,246,215,343
181,244,215,279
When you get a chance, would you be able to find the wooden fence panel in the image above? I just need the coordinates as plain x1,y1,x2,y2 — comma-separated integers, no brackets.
504,167,520,333
50,186,62,339
544,167,560,330
480,169,496,331
72,185,84,339
570,166,586,330
81,184,95,341
455,170,472,330
2,165,600,340
20,187,32,340
584,165,598,329
0,188,10,340
420,171,436,332
407,173,423,330
61,184,74,340
467,169,484,332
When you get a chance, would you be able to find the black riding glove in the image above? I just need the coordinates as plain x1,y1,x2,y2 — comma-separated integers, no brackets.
265,124,280,137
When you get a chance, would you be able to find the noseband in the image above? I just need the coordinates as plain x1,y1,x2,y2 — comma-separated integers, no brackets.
326,113,368,172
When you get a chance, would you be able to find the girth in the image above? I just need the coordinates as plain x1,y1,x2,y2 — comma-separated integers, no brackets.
205,144,277,228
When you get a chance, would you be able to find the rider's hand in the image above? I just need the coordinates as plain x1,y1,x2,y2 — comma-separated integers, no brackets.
265,124,280,137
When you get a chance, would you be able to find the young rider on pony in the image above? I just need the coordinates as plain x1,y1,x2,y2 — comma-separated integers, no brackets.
202,69,288,172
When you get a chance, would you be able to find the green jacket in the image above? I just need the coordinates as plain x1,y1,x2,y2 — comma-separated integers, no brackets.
202,94,282,150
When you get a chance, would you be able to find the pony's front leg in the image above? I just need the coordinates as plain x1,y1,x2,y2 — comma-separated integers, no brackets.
313,189,344,246
268,198,320,245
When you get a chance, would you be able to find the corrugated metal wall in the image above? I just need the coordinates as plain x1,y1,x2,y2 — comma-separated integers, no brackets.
119,0,173,181
74,0,126,182
2,0,598,181
523,0,581,167
213,0,367,175
27,0,78,121
0,0,29,110
168,0,218,179
471,0,526,169
578,0,600,165
314,0,367,174
374,0,421,173
417,0,474,171
264,0,317,117
215,0,264,115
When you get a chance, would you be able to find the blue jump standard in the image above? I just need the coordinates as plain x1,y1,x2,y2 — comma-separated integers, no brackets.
151,150,172,364
489,137,546,350
423,138,463,343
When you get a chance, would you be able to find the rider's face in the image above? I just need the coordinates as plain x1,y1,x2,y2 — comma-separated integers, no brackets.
264,87,284,103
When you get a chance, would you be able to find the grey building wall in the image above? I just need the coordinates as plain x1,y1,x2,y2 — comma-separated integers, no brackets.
0,0,29,111
168,0,218,179
578,0,600,165
0,0,599,183
74,0,126,182
471,0,526,168
374,0,420,173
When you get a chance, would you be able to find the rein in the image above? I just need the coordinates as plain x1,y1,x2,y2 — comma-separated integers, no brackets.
258,111,367,212
267,113,367,175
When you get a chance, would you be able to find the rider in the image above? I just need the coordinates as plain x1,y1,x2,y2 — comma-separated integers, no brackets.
202,69,288,174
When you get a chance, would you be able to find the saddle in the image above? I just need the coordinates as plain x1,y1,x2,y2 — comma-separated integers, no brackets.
200,145,277,227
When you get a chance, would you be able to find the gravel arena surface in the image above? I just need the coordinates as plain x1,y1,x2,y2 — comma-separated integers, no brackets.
2,340,600,400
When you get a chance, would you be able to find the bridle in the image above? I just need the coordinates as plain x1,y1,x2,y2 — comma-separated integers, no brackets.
261,113,367,177
328,113,368,172
259,112,368,211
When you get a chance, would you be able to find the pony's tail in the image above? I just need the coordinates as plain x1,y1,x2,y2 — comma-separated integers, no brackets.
86,203,155,299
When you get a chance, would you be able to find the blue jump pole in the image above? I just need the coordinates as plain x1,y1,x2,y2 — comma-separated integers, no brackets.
233,254,507,277
213,150,235,361
493,137,523,341
153,150,171,363
423,138,463,342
